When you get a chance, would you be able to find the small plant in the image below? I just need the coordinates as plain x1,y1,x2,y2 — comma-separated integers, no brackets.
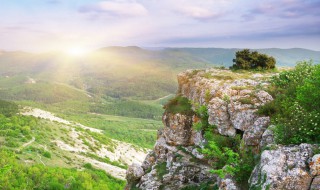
223,94,230,103
43,151,51,158
202,141,240,178
155,162,168,180
204,89,212,104
257,101,277,116
238,98,254,105
163,96,194,116
83,163,93,169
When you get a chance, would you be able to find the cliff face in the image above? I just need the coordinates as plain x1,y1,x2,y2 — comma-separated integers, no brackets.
126,68,320,190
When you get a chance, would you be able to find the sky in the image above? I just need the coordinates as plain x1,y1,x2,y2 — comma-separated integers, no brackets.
0,0,319,52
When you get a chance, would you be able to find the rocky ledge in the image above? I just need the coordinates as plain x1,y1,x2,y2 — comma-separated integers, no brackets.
126,68,320,190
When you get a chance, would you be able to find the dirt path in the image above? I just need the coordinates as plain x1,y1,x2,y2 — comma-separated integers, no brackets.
155,94,174,101
18,137,35,151
37,154,46,166
21,107,102,133
76,155,126,180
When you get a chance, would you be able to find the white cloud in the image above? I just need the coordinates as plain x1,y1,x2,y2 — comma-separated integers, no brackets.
178,6,220,20
80,1,148,17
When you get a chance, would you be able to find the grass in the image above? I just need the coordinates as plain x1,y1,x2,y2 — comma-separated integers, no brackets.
163,95,194,116
238,97,254,105
66,113,162,149
155,162,168,180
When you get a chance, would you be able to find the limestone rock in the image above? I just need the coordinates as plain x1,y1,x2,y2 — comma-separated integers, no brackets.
141,151,156,171
311,176,320,190
162,113,194,146
249,144,314,190
126,163,145,188
218,175,239,190
259,125,275,148
208,98,235,136
310,154,320,176
243,117,270,146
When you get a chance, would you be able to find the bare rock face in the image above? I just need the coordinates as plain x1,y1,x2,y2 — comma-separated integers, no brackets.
218,175,239,190
249,144,316,190
177,69,273,146
126,112,214,190
126,164,145,186
311,176,320,190
310,154,320,176
310,154,320,190
162,113,194,146
259,125,275,148
243,117,270,146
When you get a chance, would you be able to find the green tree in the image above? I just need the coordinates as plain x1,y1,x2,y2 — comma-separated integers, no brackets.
231,49,276,70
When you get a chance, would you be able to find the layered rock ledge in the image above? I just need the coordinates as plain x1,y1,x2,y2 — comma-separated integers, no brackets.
125,68,320,190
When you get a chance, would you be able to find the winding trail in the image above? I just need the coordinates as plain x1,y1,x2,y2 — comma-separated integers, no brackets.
37,154,46,166
18,137,35,151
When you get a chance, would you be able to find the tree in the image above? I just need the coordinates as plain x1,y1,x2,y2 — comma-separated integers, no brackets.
231,49,276,70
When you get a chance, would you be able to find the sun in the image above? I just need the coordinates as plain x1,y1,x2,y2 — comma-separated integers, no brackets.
66,47,90,57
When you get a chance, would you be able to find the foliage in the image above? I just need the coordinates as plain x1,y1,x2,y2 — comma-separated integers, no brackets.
155,162,168,180
0,149,125,190
83,153,127,169
90,98,164,120
260,61,320,144
238,98,254,105
202,141,239,178
0,114,37,147
230,49,276,70
222,94,230,103
0,100,18,117
65,113,161,149
192,105,216,132
163,96,194,116
257,101,277,116
180,181,217,190
296,64,320,112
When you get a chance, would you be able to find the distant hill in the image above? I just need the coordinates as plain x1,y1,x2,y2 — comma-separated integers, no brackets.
0,46,319,103
164,47,320,67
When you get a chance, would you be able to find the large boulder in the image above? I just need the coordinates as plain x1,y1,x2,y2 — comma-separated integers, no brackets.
243,117,270,146
125,164,145,189
249,144,315,190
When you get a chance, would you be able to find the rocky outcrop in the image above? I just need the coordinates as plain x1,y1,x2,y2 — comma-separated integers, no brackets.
310,154,320,190
126,112,215,190
249,144,319,190
178,69,273,147
125,68,319,190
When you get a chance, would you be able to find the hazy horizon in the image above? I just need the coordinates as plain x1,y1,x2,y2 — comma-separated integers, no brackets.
0,0,319,53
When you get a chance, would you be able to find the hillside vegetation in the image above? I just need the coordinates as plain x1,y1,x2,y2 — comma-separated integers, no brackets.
259,61,320,144
0,101,126,189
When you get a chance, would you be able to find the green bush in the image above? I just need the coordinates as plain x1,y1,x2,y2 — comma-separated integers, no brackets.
230,49,276,70
43,151,51,158
163,96,194,116
202,141,240,178
257,101,277,116
0,100,18,117
296,65,320,112
155,162,168,180
261,61,320,144
0,149,125,190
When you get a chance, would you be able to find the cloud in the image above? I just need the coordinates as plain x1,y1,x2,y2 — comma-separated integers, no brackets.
245,0,320,19
79,1,148,17
178,6,222,20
